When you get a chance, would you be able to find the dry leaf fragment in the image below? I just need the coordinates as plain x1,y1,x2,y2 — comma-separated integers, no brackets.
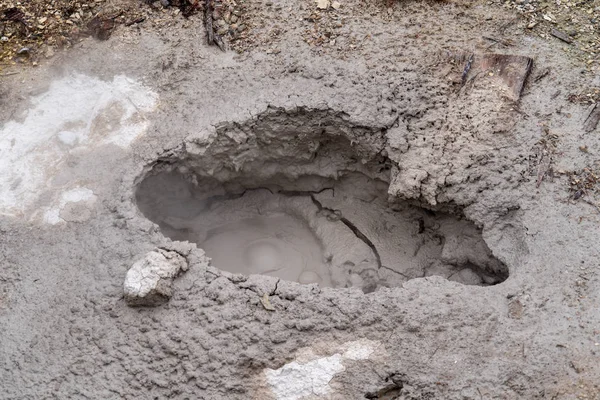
260,293,276,311
542,14,555,23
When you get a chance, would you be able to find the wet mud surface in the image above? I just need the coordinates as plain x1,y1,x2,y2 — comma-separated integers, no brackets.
137,166,508,291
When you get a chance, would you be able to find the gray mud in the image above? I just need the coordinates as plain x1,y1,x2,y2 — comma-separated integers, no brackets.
1,0,600,399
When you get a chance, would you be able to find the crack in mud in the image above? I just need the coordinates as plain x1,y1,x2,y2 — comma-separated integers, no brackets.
270,279,281,296
272,187,385,270
307,194,383,270
380,265,410,279
328,298,351,318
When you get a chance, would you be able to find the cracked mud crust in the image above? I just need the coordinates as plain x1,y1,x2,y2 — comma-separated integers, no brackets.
1,0,600,399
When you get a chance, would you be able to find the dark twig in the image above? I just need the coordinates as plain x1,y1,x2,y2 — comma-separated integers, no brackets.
536,153,552,188
498,17,518,34
533,67,550,83
583,103,600,132
461,53,474,86
483,36,514,48
125,16,145,27
204,0,226,51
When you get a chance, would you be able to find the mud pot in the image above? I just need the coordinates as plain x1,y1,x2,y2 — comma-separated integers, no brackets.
136,110,507,292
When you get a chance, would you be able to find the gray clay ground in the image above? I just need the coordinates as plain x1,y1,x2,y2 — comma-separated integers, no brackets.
1,0,600,399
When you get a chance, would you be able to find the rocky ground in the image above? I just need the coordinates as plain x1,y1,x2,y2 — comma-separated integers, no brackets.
1,0,600,399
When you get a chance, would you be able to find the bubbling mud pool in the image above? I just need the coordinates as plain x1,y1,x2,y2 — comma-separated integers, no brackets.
136,170,509,293
135,109,509,292
201,211,329,286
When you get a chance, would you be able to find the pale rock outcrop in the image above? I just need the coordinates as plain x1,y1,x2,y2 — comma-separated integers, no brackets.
124,248,189,306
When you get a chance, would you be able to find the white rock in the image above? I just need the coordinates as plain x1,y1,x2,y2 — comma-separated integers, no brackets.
124,249,188,306
264,339,380,399
265,354,344,400
316,0,330,9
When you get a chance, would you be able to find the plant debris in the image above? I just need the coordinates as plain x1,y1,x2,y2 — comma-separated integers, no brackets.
165,0,201,17
0,0,247,69
568,88,600,105
0,0,145,68
569,163,600,208
495,0,600,72
203,0,225,51
260,293,276,311
153,0,247,51
529,125,559,188
583,103,600,132
550,28,572,44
